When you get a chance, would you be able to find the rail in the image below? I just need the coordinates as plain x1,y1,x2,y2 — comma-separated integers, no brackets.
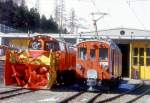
0,88,34,100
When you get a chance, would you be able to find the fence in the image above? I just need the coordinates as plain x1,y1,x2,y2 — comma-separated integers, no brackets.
0,24,21,33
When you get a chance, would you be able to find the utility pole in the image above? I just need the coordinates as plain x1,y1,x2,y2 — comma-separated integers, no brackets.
91,12,107,37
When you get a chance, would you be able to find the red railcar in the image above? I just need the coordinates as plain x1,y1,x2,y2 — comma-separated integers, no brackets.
76,38,122,90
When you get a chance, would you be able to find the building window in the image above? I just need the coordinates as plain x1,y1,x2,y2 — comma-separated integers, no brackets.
146,58,150,66
133,57,138,65
133,48,138,65
146,48,150,66
140,57,144,66
133,48,138,56
140,48,144,56
146,48,150,56
139,48,144,66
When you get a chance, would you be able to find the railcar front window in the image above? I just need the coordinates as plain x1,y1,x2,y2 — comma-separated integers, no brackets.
99,48,108,61
90,49,96,60
45,42,59,51
45,42,54,51
30,41,41,50
78,47,87,60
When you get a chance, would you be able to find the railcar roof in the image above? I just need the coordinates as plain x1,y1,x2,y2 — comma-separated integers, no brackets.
77,38,111,46
77,38,121,53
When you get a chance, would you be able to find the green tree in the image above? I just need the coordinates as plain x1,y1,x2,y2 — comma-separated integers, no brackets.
0,0,59,33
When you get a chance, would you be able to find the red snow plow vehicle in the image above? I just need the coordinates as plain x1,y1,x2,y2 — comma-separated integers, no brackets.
3,35,76,89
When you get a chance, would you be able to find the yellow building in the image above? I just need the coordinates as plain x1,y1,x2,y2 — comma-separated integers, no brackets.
130,41,150,80
9,38,29,49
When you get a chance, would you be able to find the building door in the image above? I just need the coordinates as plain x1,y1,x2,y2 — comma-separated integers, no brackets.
144,48,150,79
138,48,145,79
118,44,129,77
132,47,150,79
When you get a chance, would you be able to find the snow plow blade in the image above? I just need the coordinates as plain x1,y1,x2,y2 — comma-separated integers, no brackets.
4,50,57,89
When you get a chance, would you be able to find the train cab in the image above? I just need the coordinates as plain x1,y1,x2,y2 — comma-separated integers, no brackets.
76,38,122,89
29,35,59,58
28,35,76,84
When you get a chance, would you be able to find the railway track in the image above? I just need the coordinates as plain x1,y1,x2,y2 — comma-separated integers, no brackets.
0,88,34,100
126,88,150,103
58,91,104,103
86,92,103,103
0,88,24,94
93,83,143,103
58,81,147,103
59,91,85,103
96,81,147,103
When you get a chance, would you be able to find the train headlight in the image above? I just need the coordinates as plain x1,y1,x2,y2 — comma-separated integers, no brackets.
100,62,108,70
76,64,82,69
87,69,98,79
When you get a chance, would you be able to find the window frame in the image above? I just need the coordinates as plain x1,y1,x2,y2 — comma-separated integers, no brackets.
78,47,87,60
99,48,108,62
139,48,144,66
90,48,96,60
29,41,42,50
45,41,59,51
133,48,138,66
146,48,150,66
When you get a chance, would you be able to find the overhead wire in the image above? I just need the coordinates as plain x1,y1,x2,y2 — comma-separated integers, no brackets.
91,0,111,29
126,0,146,29
77,0,110,31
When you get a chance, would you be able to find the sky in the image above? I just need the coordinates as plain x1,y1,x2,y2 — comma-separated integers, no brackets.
25,0,150,32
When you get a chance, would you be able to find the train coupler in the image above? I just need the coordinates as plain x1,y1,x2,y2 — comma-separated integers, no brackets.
87,79,97,91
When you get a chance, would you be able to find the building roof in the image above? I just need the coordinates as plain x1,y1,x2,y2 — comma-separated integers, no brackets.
0,28,150,40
